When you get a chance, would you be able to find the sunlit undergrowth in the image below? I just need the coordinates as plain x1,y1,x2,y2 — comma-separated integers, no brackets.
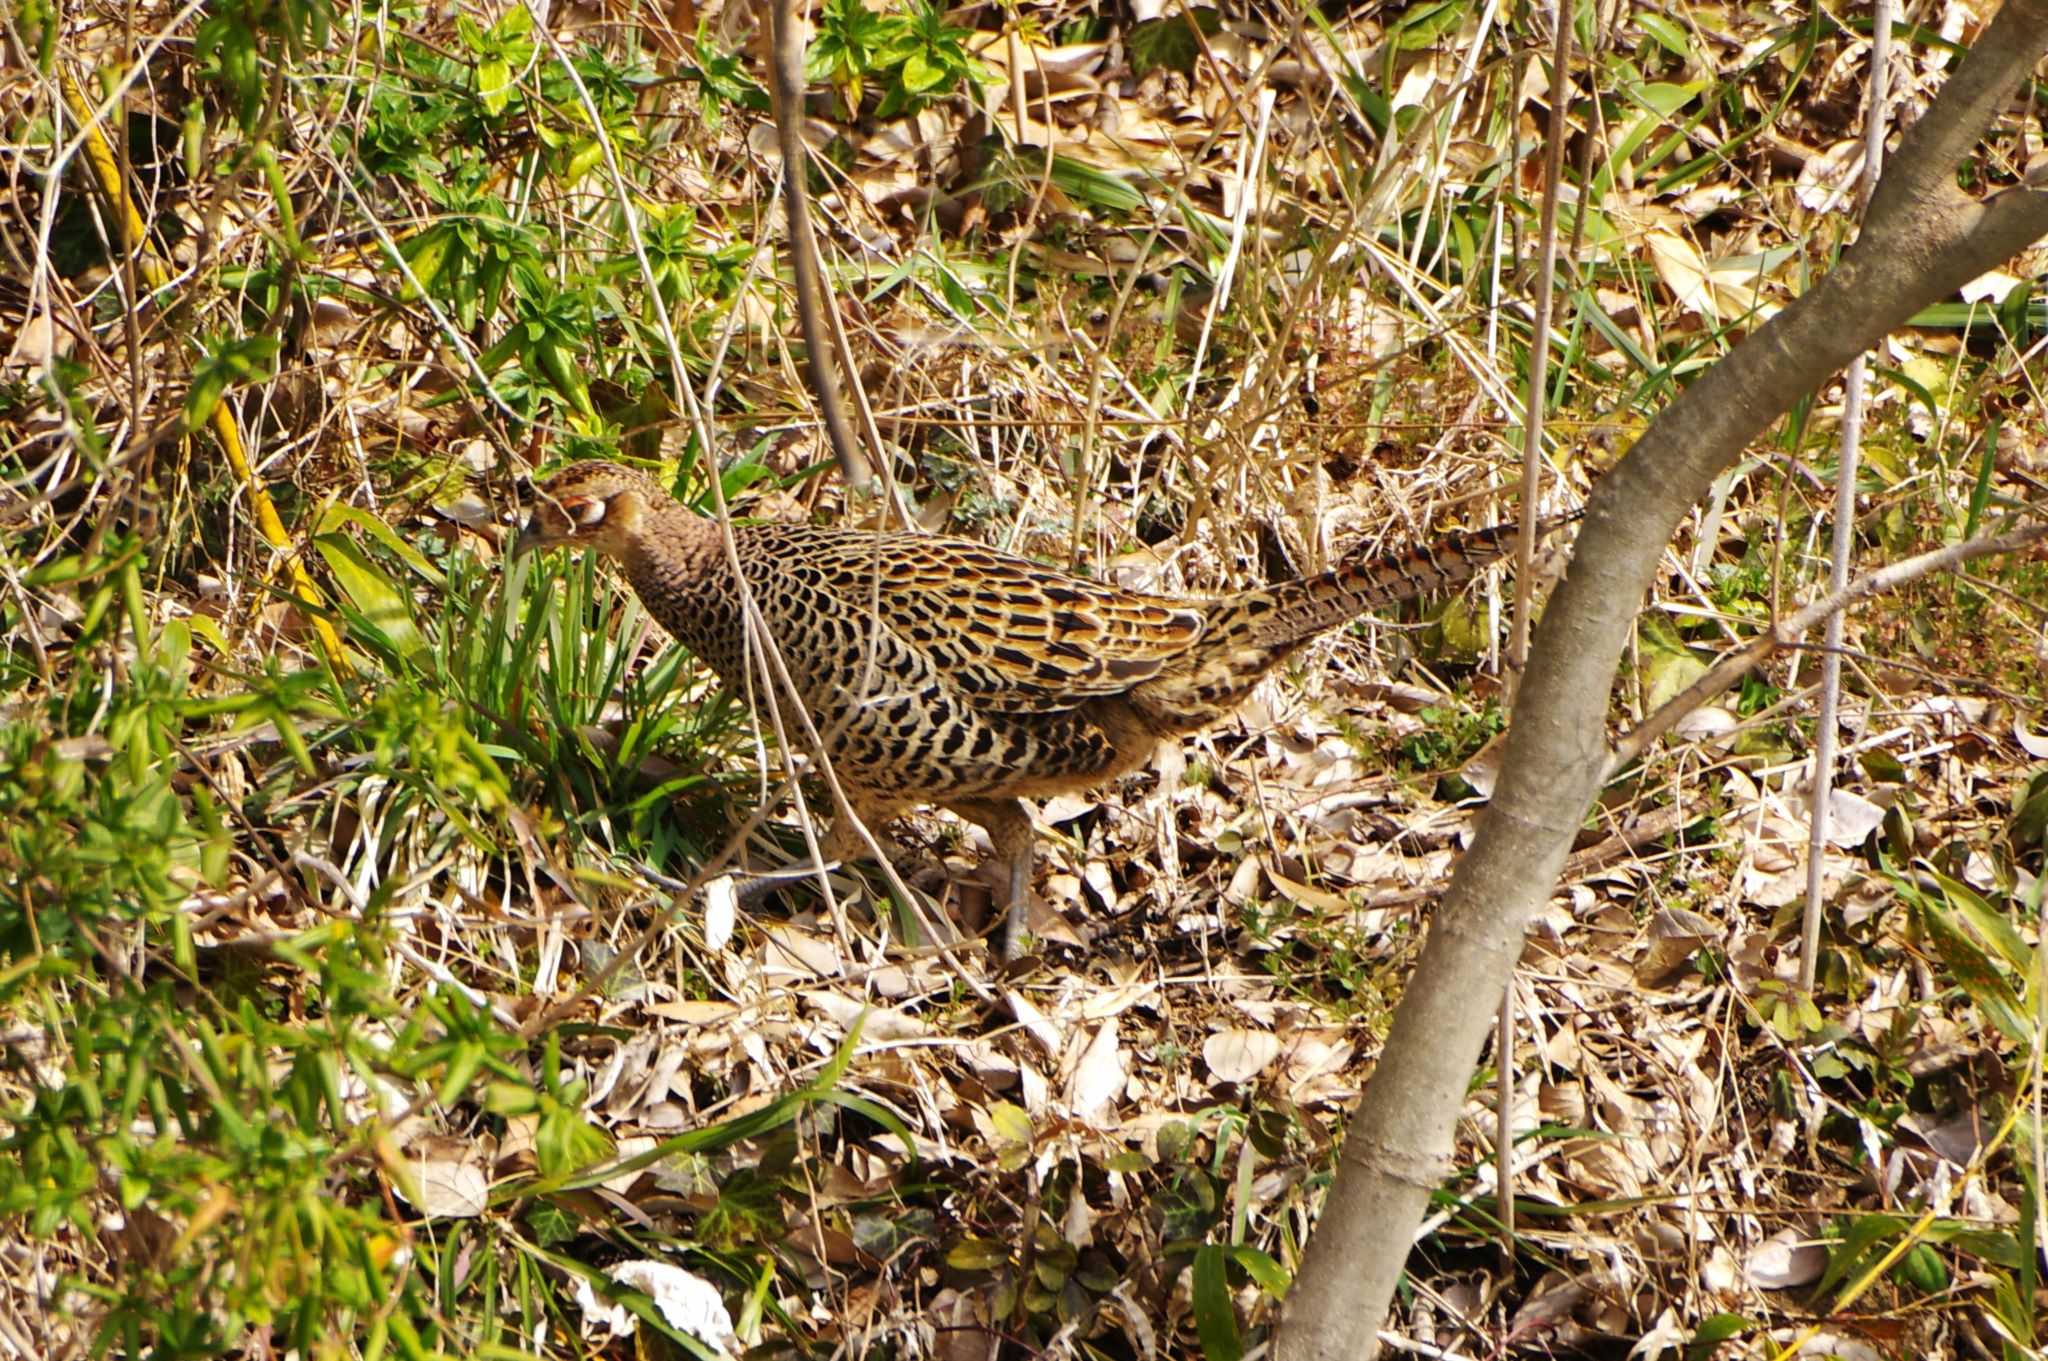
5,0,2048,1353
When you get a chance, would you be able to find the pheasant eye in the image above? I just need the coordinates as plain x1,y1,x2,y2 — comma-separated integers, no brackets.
567,498,607,528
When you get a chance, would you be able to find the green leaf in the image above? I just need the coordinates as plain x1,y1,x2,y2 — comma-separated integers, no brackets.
987,1101,1032,1146
1893,1242,1948,1294
400,225,454,298
1627,80,1706,117
2010,770,2048,855
1190,1245,1242,1361
984,1100,1033,1171
1926,869,2034,975
1963,429,1997,540
1046,155,1144,214
1639,611,1709,710
184,369,229,432
535,1102,615,1178
946,1236,1010,1271
314,533,427,659
478,58,513,115
1128,8,1220,77
1636,12,1694,61
1914,889,2030,1043
1389,0,1466,50
185,335,280,431
1688,1312,1751,1358
317,504,446,588
563,139,605,185
810,1090,920,1165
898,50,942,92
1228,1246,1290,1298
1811,1213,1906,1300
485,1081,541,1116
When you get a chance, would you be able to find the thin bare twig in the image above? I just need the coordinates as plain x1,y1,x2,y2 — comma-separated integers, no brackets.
1609,518,2048,776
1493,0,1575,1260
526,18,996,1014
1800,0,1896,994
765,0,886,510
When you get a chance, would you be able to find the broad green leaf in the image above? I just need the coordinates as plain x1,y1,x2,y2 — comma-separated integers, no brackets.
315,533,427,658
987,1101,1032,1146
1639,612,1709,710
1927,869,2034,975
1637,13,1694,61
1915,891,2030,1043
478,58,512,115
400,225,454,298
2008,770,2048,855
1228,1245,1290,1298
946,1237,1010,1271
1811,1213,1906,1300
1690,1312,1752,1353
899,50,942,92
1627,80,1706,116
1191,1245,1242,1361
1046,155,1145,214
1389,0,1466,50
318,503,446,587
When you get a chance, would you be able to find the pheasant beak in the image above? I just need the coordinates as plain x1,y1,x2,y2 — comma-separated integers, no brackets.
511,514,548,556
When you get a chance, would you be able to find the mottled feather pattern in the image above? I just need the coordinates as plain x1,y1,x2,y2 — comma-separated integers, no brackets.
520,461,1561,821
746,526,1205,712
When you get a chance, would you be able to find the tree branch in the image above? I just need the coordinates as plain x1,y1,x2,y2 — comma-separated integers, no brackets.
765,0,873,498
1609,519,2048,773
1275,0,2048,1353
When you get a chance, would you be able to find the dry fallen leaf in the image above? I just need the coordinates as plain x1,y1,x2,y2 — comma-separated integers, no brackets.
395,1134,491,1220
1065,1019,1126,1120
1202,1028,1282,1086
1743,1230,1828,1290
575,1260,737,1355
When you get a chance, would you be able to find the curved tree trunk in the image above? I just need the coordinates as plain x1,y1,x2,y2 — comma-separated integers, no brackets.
1276,5,2048,1356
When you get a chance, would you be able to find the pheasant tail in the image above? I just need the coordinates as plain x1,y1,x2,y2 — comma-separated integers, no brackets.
1250,515,1566,649
1129,514,1571,732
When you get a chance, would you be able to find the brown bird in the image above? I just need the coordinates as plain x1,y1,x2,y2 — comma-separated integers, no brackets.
516,461,1562,956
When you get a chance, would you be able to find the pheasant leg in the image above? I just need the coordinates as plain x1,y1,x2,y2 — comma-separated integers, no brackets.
945,798,1038,959
1000,848,1031,961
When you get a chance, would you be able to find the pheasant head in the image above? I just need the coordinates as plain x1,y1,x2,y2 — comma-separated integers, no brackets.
514,461,670,559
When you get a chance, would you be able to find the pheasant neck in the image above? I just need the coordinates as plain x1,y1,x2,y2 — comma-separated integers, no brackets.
626,504,729,583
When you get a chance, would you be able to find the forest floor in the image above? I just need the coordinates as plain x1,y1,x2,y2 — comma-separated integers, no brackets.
3,0,2047,1356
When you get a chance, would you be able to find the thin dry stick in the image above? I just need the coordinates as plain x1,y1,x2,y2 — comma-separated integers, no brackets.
1608,519,2048,776
2035,853,2048,1283
1510,10,1572,684
531,23,996,1007
1494,0,1574,1258
1181,87,1276,413
820,287,916,530
761,0,905,523
1801,0,1895,994
765,0,882,508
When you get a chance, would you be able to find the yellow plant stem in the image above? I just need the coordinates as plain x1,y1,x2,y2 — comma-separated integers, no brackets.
60,68,351,675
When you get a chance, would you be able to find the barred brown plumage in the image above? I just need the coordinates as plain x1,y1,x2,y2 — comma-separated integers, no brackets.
515,461,1571,957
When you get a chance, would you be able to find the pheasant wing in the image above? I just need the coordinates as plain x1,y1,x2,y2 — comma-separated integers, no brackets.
801,531,1205,714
